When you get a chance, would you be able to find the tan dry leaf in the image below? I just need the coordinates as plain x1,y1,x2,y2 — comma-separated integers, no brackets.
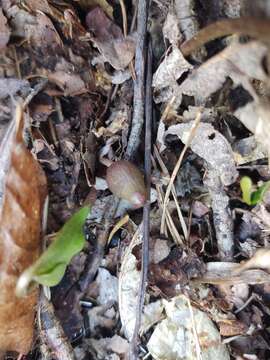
0,8,10,51
86,7,135,70
0,106,47,355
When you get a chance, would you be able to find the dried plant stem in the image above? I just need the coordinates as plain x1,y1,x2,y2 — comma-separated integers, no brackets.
38,292,75,360
161,111,202,236
154,145,187,242
130,39,152,360
125,0,149,160
180,17,270,57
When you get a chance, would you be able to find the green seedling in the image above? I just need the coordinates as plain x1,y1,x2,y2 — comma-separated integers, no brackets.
240,176,270,206
16,206,89,296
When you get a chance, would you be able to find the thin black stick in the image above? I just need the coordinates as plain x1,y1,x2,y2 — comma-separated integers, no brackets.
130,38,152,360
125,0,149,160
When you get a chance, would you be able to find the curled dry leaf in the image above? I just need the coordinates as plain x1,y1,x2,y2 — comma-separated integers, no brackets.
0,8,10,50
0,106,47,355
86,7,136,70
153,46,193,104
153,41,268,107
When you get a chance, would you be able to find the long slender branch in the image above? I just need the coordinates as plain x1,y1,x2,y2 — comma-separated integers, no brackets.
130,38,152,360
125,0,149,160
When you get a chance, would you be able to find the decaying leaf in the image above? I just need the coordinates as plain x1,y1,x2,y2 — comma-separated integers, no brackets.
147,296,230,360
0,106,47,355
0,8,10,50
86,7,136,70
233,136,267,165
153,41,268,107
25,12,62,50
164,122,238,186
153,46,193,104
234,100,270,162
16,206,89,294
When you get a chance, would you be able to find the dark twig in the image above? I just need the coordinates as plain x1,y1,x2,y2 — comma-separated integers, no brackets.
130,38,152,360
180,17,270,57
125,0,149,160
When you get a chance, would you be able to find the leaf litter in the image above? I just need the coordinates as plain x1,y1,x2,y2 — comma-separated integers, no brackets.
2,1,270,359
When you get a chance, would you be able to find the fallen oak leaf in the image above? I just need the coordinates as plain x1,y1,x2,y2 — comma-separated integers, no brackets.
0,105,47,356
16,206,89,295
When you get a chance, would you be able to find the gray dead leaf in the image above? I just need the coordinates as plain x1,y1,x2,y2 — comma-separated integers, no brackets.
233,136,267,165
5,5,36,38
153,46,193,104
96,268,118,305
234,101,270,161
164,122,238,186
147,296,230,360
154,41,268,107
0,9,10,50
89,335,128,360
178,41,268,105
119,228,164,340
174,0,199,41
25,12,62,50
111,69,131,85
163,8,182,45
0,78,30,99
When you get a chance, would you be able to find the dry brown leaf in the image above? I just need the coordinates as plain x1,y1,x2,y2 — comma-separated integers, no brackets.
218,320,247,337
47,71,87,96
86,7,135,70
0,106,47,355
0,8,10,51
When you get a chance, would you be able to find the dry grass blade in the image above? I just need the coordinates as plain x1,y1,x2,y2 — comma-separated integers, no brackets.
0,105,47,355
161,111,202,236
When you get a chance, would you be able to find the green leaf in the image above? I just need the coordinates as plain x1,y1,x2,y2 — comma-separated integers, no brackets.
250,181,270,205
16,206,89,296
240,176,253,205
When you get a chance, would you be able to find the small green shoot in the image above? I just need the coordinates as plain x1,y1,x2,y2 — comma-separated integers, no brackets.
16,206,89,296
240,176,270,206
